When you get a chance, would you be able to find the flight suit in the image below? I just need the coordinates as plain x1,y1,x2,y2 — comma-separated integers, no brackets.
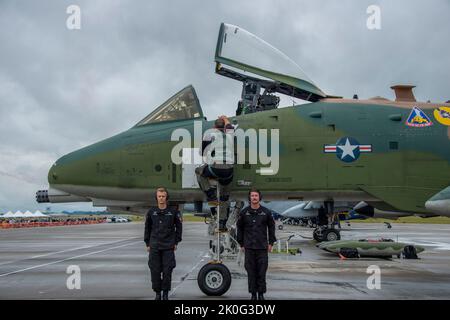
144,206,182,293
236,205,276,294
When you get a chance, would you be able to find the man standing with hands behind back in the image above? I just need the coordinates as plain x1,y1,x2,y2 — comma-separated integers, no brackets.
237,189,276,300
144,187,182,300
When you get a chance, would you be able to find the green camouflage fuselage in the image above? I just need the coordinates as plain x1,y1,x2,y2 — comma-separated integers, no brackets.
47,100,450,213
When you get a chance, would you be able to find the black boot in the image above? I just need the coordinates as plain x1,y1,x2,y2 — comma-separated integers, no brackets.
258,292,265,300
251,293,257,300
162,290,169,300
154,292,161,300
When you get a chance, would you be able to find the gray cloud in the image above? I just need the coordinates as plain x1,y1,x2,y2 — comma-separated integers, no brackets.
0,0,449,212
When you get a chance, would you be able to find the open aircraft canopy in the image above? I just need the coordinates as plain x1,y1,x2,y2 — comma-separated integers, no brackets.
135,85,204,127
215,23,326,101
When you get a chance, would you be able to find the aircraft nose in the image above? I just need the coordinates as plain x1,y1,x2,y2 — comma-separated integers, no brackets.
36,161,60,203
48,162,58,184
47,154,71,185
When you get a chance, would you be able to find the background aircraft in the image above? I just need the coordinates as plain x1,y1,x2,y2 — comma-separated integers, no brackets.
277,200,417,231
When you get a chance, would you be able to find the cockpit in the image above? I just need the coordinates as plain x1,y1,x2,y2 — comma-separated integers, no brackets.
135,23,327,126
215,23,327,115
135,85,204,127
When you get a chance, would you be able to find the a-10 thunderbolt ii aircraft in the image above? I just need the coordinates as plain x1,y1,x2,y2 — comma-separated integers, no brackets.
36,23,450,296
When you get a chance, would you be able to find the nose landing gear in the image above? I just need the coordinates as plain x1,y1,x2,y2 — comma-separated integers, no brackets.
313,201,341,242
197,186,242,296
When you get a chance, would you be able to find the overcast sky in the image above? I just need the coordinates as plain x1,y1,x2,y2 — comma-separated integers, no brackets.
0,0,449,212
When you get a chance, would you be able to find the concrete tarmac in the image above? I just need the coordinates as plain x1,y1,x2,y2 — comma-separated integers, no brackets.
1,221,450,299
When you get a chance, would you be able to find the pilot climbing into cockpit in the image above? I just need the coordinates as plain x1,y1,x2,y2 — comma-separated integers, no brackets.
195,115,235,231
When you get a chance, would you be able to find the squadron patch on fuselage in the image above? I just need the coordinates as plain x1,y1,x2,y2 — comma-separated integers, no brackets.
406,106,433,127
324,137,372,163
433,107,450,126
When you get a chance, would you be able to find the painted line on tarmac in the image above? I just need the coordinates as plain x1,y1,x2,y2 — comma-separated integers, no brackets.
31,237,140,259
0,236,139,266
0,240,141,277
170,251,208,297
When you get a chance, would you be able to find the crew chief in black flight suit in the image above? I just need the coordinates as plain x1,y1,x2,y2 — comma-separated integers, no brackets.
237,189,276,300
144,187,182,300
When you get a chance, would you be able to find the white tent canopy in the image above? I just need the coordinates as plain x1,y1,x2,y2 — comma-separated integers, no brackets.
0,210,49,218
1,211,15,218
33,210,48,217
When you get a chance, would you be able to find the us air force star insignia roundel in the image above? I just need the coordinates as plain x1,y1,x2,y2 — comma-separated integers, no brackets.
324,137,372,163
